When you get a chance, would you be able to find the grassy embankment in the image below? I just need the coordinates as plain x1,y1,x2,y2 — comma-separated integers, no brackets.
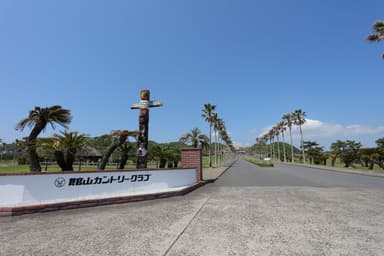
245,158,274,167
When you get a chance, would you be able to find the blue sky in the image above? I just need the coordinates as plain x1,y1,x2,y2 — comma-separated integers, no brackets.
1,0,383,149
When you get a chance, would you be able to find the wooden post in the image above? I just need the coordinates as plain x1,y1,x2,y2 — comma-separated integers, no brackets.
131,89,163,168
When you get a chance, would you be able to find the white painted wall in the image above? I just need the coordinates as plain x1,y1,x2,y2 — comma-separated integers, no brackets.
0,169,196,207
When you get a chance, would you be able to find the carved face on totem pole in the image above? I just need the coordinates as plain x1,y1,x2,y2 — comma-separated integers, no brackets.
141,90,150,101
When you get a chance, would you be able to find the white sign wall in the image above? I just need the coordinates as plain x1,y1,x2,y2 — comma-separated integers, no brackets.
0,169,196,207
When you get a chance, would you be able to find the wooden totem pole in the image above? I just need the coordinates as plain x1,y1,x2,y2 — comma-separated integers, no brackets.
131,89,162,168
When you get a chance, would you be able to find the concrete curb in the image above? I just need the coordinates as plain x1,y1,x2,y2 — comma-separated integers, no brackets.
0,181,210,217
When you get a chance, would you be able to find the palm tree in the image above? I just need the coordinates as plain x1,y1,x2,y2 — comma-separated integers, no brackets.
213,115,226,165
202,103,216,167
268,129,275,159
262,134,269,159
51,131,88,171
179,128,209,148
16,105,72,172
282,113,294,162
216,118,225,164
98,130,139,170
367,20,384,59
277,121,287,162
150,145,179,168
292,109,307,163
276,125,282,161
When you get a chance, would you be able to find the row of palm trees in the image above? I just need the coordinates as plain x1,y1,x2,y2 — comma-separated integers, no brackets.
201,103,234,167
256,109,307,163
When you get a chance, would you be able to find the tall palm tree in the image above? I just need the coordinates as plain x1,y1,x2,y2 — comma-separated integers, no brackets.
51,131,88,171
202,103,216,167
216,118,225,164
98,130,139,170
292,109,307,163
277,121,287,162
211,113,219,166
274,125,281,161
179,128,209,148
268,129,275,159
282,113,294,162
262,134,269,159
367,20,384,59
16,105,72,172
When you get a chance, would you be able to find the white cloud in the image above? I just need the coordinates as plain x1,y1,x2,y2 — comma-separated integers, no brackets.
260,119,384,138
302,119,384,138
257,119,384,148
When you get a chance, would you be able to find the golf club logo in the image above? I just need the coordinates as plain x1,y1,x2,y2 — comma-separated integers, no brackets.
54,177,66,188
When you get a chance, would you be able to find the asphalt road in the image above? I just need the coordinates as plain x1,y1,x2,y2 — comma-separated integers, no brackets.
214,158,384,188
1,159,384,256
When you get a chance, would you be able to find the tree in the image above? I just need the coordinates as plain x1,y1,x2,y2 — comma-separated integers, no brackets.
202,103,216,167
215,118,225,164
330,140,362,168
51,131,88,171
329,140,344,167
179,128,209,148
282,113,295,162
267,129,275,159
16,105,72,172
366,20,384,59
273,125,281,161
292,109,307,163
98,130,139,170
117,142,135,169
303,141,323,165
376,137,384,148
277,121,287,162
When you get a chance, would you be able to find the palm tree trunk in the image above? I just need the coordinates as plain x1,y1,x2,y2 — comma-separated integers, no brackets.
282,132,287,162
214,130,218,166
159,158,167,168
277,135,281,161
98,143,119,170
209,124,212,167
118,153,128,169
66,152,75,171
27,125,45,172
299,125,306,164
54,151,67,171
289,127,294,163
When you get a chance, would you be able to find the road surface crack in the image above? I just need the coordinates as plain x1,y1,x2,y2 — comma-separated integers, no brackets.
162,196,211,256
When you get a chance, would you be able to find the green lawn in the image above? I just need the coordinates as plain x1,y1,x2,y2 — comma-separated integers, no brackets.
0,161,159,174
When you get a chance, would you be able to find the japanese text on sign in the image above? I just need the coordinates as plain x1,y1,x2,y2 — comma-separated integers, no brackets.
67,174,151,187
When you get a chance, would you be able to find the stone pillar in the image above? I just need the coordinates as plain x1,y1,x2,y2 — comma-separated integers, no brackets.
181,148,202,182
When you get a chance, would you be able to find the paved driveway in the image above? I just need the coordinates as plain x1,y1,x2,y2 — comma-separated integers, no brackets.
1,159,384,255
